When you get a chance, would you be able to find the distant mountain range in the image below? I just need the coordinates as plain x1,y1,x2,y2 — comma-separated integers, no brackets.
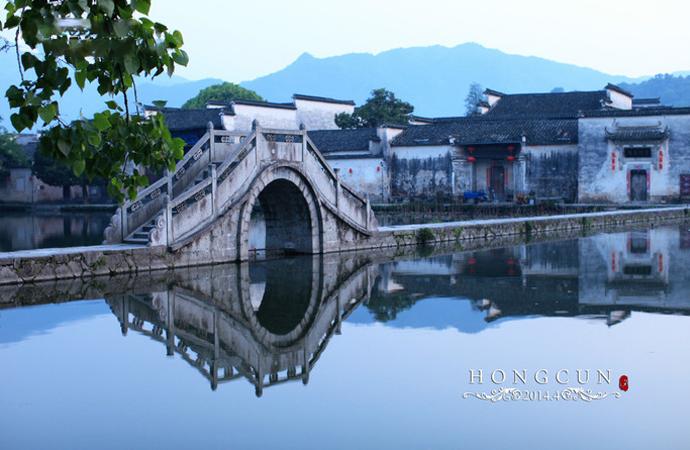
2,42,690,129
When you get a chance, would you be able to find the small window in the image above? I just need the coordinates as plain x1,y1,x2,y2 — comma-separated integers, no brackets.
624,147,651,158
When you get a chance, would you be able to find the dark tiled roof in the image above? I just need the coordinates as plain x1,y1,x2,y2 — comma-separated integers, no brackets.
293,94,355,106
484,88,506,97
583,107,690,118
485,91,610,119
232,99,296,110
606,83,634,98
392,117,578,147
632,97,661,105
410,115,466,123
155,108,224,131
606,127,669,142
308,128,380,154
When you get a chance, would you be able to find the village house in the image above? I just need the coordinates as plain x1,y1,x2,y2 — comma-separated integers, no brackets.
385,84,690,204
0,134,108,204
147,84,690,205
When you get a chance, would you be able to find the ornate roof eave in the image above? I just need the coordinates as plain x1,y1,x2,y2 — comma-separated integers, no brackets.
605,125,670,143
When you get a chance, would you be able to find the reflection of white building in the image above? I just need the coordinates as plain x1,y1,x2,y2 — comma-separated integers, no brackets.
579,228,688,311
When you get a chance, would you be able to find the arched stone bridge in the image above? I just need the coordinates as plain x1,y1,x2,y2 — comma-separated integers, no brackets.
104,124,378,261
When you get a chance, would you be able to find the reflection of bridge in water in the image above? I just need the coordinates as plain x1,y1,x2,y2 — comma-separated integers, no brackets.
106,256,377,396
4,226,690,394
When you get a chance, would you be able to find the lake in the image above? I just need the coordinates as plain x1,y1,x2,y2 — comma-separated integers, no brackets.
0,211,112,252
1,224,689,449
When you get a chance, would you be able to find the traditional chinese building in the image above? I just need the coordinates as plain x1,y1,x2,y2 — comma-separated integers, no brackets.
147,85,690,204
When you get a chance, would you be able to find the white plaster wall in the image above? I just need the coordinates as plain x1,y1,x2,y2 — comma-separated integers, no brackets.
0,168,33,203
607,89,633,110
391,145,454,160
222,105,298,132
486,93,502,107
294,99,354,130
578,115,690,203
327,157,387,200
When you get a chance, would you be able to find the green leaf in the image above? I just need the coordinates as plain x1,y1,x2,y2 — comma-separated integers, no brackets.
124,53,139,74
57,139,71,156
93,113,111,132
75,70,87,90
10,113,26,132
152,100,167,109
20,52,38,70
105,100,119,110
87,131,102,146
113,19,130,38
171,30,184,47
133,0,151,14
38,103,57,123
172,50,188,66
98,0,115,16
73,160,86,176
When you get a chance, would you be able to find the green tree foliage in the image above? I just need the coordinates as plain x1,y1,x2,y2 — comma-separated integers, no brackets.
335,88,413,129
1,0,188,202
182,82,263,109
0,128,29,178
464,82,484,116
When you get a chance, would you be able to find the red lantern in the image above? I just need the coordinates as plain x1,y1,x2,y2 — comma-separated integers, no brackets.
506,155,515,162
348,168,353,174
467,156,477,163
376,166,381,172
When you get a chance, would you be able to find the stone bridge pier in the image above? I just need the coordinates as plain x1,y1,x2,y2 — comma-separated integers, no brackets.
104,124,379,263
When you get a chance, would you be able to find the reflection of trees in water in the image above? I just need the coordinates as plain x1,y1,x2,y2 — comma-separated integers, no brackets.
367,290,422,322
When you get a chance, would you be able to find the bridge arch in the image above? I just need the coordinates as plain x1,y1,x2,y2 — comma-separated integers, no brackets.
239,164,324,260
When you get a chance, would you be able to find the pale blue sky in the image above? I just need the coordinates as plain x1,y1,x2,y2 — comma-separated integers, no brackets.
149,0,690,82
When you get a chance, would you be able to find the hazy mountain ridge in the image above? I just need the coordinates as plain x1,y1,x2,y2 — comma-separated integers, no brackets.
621,74,690,107
2,42,689,130
241,43,641,116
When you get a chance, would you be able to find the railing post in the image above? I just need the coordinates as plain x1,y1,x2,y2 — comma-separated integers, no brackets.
365,195,371,229
207,121,215,163
165,169,173,197
121,204,128,241
211,163,217,217
166,201,173,247
334,168,340,211
300,124,307,162
252,120,261,164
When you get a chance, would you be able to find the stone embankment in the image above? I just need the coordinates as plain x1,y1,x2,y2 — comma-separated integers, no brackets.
0,206,687,286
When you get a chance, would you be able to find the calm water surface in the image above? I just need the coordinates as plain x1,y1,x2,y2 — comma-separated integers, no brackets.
2,225,690,449
0,211,111,252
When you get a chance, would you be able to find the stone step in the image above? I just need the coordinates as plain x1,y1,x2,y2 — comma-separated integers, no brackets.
123,237,149,245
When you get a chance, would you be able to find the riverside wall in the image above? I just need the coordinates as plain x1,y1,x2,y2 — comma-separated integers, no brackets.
0,206,687,286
